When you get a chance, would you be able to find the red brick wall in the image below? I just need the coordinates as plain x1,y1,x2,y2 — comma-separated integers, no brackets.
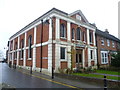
26,49,32,66
36,22,49,44
36,45,48,69
97,35,118,66
61,61,68,69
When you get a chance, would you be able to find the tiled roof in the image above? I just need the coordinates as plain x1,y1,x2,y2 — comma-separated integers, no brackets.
96,29,120,43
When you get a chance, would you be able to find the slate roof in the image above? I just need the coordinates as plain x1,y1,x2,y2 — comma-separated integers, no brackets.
96,29,120,43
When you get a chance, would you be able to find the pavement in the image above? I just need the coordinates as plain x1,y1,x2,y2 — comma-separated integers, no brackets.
1,62,112,89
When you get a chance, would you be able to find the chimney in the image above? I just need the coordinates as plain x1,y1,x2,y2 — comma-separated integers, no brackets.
105,29,109,33
92,23,96,27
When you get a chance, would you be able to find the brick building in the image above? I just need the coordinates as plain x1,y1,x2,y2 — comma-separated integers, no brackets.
8,8,97,74
96,29,120,67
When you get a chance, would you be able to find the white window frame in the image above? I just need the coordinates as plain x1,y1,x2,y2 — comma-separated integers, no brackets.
107,39,110,47
90,50,94,60
101,51,108,64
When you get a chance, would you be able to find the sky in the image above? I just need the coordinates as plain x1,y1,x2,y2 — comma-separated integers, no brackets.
0,0,119,58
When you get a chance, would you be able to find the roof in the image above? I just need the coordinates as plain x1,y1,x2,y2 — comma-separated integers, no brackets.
96,29,120,43
9,8,68,40
9,8,95,40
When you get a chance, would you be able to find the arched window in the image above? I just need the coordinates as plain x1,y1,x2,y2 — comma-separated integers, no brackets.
60,24,66,38
28,35,32,58
20,39,24,59
72,28,75,39
76,27,81,40
15,42,17,59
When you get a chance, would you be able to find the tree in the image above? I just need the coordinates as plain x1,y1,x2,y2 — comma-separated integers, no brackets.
111,51,120,67
0,50,4,61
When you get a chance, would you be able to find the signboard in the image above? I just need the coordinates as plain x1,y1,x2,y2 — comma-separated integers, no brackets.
75,44,85,48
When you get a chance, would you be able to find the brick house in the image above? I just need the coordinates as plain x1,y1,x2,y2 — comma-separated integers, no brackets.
8,8,98,74
96,29,120,67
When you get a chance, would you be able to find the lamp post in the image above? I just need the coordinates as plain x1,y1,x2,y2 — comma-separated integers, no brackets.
51,18,54,79
40,20,43,72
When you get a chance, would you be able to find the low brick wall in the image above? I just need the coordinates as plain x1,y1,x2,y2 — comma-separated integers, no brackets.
55,73,120,88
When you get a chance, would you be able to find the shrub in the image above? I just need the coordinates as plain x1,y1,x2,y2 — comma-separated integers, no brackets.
111,51,120,67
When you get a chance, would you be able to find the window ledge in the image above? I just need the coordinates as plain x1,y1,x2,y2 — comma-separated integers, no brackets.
60,37,67,40
28,58,32,60
60,59,67,61
20,58,23,60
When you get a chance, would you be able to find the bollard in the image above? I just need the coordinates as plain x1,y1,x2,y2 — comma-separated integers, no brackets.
52,67,54,79
104,75,107,90
30,65,32,74
14,63,16,69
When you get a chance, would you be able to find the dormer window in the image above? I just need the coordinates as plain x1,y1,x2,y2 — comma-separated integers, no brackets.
76,14,81,21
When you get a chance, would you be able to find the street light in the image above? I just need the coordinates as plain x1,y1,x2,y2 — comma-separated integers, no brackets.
39,18,54,79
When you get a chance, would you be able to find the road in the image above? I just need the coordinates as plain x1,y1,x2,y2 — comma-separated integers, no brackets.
1,63,72,88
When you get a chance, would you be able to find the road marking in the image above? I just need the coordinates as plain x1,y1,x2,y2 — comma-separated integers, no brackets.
18,70,78,88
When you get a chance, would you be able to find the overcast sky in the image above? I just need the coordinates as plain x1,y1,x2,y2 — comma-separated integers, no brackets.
0,0,119,57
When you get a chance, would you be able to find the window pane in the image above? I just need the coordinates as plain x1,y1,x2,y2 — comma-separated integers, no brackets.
60,47,65,59
77,28,80,40
60,24,66,38
72,28,74,39
90,50,93,59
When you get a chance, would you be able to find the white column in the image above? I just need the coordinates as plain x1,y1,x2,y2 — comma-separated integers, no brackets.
32,27,36,70
48,44,52,74
87,29,90,45
94,48,97,65
93,31,96,46
49,19,52,40
55,18,60,40
88,48,91,67
17,36,20,66
82,49,85,67
67,21,71,41
23,32,27,67
67,46,71,68
12,40,14,66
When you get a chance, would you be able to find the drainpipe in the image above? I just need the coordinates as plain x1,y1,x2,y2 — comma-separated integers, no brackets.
40,20,43,72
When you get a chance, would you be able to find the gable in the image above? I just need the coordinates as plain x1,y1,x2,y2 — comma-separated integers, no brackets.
69,10,89,24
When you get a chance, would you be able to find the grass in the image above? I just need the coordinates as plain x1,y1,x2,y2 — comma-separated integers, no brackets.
96,70,120,75
72,73,120,81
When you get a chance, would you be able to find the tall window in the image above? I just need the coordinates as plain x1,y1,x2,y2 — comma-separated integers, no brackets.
82,31,86,42
89,32,93,43
72,28,75,39
20,39,24,59
101,38,104,45
107,39,110,46
112,41,115,48
90,50,93,59
101,51,108,64
60,47,65,59
15,42,17,59
76,27,81,40
28,35,32,58
60,24,66,38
